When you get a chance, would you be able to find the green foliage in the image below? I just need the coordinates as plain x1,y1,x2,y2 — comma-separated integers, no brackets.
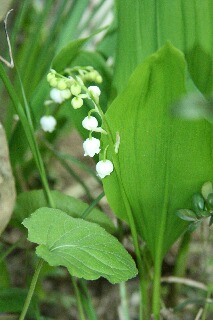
23,208,138,283
0,288,36,314
52,38,89,73
13,190,115,234
101,43,213,261
114,0,213,95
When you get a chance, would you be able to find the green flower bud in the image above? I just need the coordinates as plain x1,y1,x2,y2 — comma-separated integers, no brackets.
61,89,72,100
71,97,83,109
95,74,103,83
88,71,97,81
57,79,67,90
49,77,58,88
71,83,81,96
47,73,54,82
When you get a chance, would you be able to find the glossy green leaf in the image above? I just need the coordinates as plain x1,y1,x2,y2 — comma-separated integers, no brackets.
13,190,115,234
101,43,213,260
23,208,138,283
114,0,213,95
201,181,213,200
176,209,197,222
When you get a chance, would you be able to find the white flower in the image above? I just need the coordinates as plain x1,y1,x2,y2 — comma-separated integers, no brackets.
50,88,71,103
96,160,113,179
40,115,57,133
83,137,100,157
88,86,101,99
50,88,64,104
82,116,98,131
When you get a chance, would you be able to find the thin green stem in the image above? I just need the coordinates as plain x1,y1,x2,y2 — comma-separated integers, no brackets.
71,277,86,320
81,191,105,218
19,259,44,320
119,185,149,320
152,258,162,320
0,237,24,264
119,282,130,320
171,232,191,306
43,139,101,184
152,134,171,320
79,280,97,320
201,290,211,320
99,113,149,319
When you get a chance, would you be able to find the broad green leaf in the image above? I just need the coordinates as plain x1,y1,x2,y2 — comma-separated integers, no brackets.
101,43,213,260
52,38,88,72
23,208,138,283
52,27,108,72
114,0,213,95
13,190,115,234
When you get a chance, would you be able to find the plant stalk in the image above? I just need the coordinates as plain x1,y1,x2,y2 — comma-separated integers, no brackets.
71,277,86,320
19,259,44,320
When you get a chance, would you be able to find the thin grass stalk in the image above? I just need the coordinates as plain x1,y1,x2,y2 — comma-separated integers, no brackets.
81,191,105,218
79,280,98,320
43,140,101,184
19,259,44,320
171,232,191,306
119,282,130,320
71,277,87,320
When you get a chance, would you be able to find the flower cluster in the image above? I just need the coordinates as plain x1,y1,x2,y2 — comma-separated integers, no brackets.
41,66,116,179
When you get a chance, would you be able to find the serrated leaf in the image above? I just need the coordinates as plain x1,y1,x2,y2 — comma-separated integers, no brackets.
13,190,115,234
23,208,138,283
101,43,213,260
176,209,197,222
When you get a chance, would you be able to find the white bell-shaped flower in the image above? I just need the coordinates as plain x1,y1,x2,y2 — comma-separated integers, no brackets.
83,137,100,157
96,160,113,179
40,115,57,133
88,86,101,101
50,88,64,104
82,116,98,131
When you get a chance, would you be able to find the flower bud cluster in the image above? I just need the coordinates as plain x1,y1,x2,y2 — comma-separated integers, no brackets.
80,67,103,84
43,66,115,179
64,66,103,84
